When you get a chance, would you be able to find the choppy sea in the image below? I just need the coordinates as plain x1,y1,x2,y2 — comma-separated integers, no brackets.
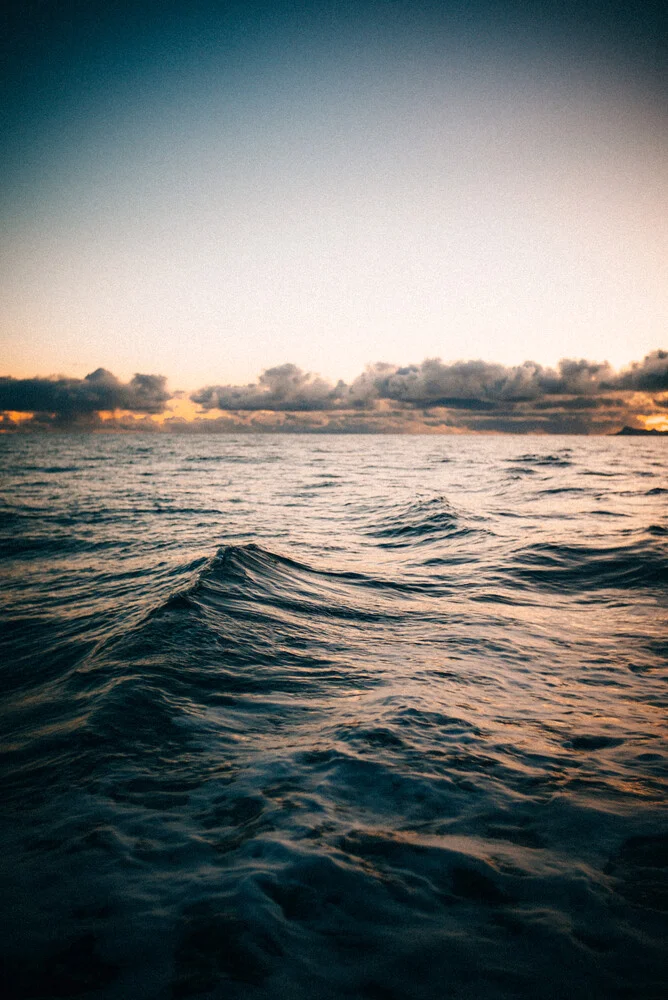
0,433,666,999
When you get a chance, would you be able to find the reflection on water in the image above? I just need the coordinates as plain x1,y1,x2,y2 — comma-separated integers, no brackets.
0,434,666,999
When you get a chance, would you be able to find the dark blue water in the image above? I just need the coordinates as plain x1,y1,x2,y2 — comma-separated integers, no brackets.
1,434,666,999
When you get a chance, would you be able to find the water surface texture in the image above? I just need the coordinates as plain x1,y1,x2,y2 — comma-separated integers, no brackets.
1,434,666,999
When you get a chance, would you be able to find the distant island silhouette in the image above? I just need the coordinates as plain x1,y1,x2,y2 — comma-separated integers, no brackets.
616,426,668,436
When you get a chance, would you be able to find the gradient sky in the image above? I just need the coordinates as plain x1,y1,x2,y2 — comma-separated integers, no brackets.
1,1,666,390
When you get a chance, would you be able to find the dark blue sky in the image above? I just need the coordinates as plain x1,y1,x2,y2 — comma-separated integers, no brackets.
3,1,665,172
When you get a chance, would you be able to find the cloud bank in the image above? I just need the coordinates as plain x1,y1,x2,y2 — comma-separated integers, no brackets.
191,364,346,412
187,351,668,433
0,369,170,428
1,352,666,433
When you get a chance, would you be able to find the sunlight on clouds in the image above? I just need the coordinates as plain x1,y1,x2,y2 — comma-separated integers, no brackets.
640,413,668,432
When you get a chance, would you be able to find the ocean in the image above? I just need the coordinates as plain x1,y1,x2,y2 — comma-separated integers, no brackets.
0,433,666,999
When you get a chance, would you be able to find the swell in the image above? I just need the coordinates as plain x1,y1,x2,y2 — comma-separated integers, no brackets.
0,542,428,795
158,542,444,614
362,495,486,548
507,537,668,594
506,451,573,467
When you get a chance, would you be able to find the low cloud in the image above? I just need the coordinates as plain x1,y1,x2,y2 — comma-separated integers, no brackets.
0,368,170,426
188,352,667,433
2,352,666,433
191,363,345,412
612,350,668,391
345,356,640,408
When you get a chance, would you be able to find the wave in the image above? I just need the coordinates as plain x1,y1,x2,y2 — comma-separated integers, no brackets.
152,542,436,627
77,544,418,702
0,532,119,559
506,453,572,467
508,539,668,593
363,496,480,547
537,486,590,496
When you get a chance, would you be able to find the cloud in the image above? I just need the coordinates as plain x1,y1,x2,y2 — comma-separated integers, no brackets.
186,351,667,434
2,353,666,433
346,357,623,408
191,364,344,412
0,369,170,424
613,350,668,391
191,351,664,407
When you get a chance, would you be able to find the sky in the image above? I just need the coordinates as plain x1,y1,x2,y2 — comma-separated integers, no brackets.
1,1,667,431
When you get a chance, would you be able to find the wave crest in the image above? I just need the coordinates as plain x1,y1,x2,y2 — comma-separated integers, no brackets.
365,496,479,547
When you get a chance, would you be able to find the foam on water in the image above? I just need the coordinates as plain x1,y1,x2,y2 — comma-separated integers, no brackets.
0,434,666,999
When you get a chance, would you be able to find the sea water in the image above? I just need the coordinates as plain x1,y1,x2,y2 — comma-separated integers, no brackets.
0,433,666,999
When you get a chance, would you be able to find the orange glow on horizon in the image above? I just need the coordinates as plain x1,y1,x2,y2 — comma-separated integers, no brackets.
1,388,667,434
639,414,668,432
